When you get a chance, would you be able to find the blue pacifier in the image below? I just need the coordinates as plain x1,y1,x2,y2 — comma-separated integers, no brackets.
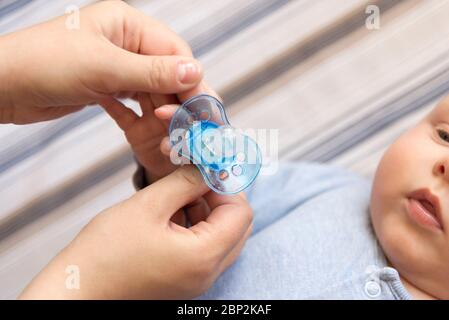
169,94,262,195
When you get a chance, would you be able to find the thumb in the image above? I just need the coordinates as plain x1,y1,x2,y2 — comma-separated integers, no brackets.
133,165,210,222
105,49,203,94
190,191,253,259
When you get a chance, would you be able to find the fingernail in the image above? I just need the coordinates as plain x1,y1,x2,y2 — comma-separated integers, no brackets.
177,60,202,84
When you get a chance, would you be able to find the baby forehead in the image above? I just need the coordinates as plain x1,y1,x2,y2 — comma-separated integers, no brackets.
431,97,449,117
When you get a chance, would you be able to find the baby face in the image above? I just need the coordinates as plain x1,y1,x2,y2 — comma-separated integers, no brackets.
370,96,449,299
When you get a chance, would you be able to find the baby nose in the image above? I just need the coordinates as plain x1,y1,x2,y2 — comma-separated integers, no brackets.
433,159,449,182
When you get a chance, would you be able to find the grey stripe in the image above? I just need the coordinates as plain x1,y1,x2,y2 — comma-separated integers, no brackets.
282,49,449,159
190,0,291,57
0,0,32,18
221,0,404,106
0,150,134,241
293,62,449,162
0,107,103,173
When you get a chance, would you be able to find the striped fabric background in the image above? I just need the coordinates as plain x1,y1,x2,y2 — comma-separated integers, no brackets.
1,0,449,299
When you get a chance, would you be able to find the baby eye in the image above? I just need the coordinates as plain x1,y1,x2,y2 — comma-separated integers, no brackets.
437,129,449,142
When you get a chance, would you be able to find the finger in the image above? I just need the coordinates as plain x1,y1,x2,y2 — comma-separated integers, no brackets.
150,94,178,129
139,24,192,56
160,136,172,156
153,83,220,118
170,209,187,227
135,165,209,221
137,92,155,115
154,104,179,120
127,6,193,57
189,193,253,258
112,91,136,100
151,93,178,109
153,83,221,122
93,1,193,57
108,51,203,94
203,191,248,211
170,197,209,228
177,81,222,103
98,97,139,131
185,196,211,226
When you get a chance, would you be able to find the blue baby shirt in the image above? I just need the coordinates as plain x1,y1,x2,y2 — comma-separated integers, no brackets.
199,161,412,299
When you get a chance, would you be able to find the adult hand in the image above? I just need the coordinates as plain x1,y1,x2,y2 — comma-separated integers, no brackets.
19,165,253,299
0,0,203,124
100,83,220,184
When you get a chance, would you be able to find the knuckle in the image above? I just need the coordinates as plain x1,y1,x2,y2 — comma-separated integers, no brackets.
176,167,199,188
147,58,168,90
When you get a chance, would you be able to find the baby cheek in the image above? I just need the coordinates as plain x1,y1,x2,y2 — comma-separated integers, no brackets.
370,127,427,231
370,135,419,270
374,135,415,198
377,126,430,192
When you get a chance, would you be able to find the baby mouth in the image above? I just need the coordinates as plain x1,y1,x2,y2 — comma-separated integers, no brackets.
406,188,444,231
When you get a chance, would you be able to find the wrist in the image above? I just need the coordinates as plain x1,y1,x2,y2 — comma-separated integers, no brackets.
18,245,84,299
19,236,112,299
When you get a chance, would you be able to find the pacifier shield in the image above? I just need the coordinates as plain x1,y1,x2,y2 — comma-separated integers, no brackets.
169,94,262,195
